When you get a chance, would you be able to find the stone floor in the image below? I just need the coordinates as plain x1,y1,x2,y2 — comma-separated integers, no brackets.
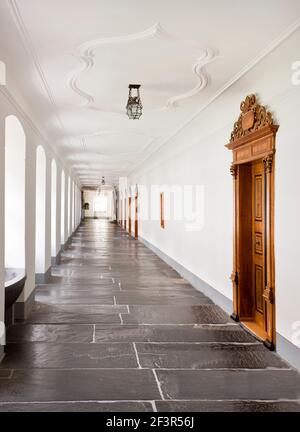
0,219,299,412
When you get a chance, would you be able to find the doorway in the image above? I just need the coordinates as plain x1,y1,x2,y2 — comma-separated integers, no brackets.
226,94,278,349
237,159,267,340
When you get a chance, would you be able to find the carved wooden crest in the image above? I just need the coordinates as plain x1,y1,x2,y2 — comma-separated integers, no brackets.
230,94,274,143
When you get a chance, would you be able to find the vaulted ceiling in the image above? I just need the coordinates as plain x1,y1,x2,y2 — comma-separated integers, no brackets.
1,0,300,187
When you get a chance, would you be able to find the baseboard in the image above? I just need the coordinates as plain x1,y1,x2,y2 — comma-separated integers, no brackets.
63,237,72,251
35,266,51,284
277,333,300,371
139,236,233,315
51,249,62,266
14,287,36,321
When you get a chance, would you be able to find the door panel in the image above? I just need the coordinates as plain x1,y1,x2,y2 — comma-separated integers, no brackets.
252,160,265,328
254,264,263,313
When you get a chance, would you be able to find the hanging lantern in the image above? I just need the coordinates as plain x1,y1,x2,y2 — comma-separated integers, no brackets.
126,84,143,119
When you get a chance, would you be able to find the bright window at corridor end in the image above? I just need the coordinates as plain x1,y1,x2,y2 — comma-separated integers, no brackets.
93,195,108,212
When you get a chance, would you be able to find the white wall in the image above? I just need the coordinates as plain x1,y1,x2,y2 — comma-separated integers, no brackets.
129,30,300,352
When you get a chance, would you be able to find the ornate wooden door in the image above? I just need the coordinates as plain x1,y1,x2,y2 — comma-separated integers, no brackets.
226,94,278,349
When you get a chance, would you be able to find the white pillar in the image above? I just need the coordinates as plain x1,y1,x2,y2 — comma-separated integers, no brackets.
70,180,74,234
45,154,51,273
51,160,57,259
67,176,71,238
64,173,69,245
72,181,75,232
60,170,65,246
0,116,5,330
23,135,36,310
79,186,82,224
76,186,80,226
78,186,81,225
74,184,77,229
56,167,61,257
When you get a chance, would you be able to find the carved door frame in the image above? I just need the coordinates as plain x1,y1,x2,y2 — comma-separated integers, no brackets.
226,95,279,349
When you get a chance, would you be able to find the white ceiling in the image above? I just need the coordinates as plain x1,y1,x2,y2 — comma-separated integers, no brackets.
1,0,300,187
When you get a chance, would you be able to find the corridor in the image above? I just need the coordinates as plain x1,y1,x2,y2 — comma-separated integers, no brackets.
0,219,299,412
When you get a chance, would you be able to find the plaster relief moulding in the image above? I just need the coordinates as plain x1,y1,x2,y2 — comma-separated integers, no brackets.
66,22,218,113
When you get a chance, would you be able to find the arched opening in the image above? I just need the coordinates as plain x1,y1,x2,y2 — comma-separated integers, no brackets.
51,159,57,257
5,116,26,269
61,170,65,244
35,145,46,275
